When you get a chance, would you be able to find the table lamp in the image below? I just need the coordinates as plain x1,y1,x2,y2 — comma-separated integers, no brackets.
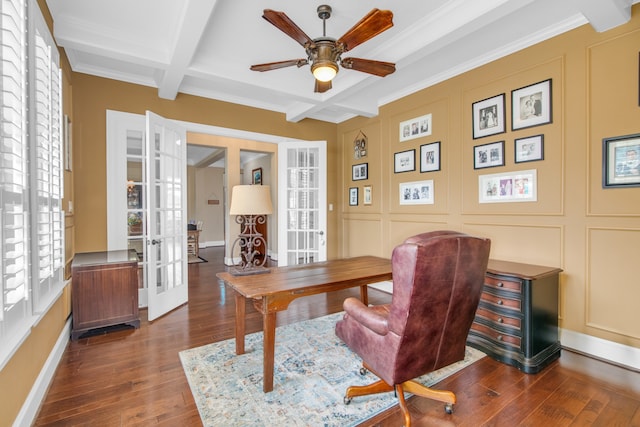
229,185,273,275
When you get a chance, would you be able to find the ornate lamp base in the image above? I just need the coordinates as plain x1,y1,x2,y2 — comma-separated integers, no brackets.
229,214,270,276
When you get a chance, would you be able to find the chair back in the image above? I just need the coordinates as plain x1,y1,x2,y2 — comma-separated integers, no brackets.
387,231,490,382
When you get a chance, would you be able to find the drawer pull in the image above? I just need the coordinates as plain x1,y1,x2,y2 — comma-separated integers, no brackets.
497,282,504,287
497,299,503,305
497,317,504,323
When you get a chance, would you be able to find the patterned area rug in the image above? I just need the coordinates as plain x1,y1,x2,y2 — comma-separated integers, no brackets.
179,312,485,427
188,255,207,264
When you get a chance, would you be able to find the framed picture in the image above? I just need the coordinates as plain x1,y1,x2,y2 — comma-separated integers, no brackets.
352,162,368,181
252,167,263,185
515,134,544,163
603,133,640,188
420,141,441,173
472,93,505,139
479,169,537,203
363,185,372,205
399,113,432,142
353,130,367,159
394,149,415,173
349,187,358,206
399,180,434,205
474,141,505,169
511,79,552,130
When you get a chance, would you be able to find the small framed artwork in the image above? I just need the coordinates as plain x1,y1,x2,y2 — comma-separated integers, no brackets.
352,162,368,181
515,134,544,163
399,113,432,142
479,169,537,203
472,93,505,139
349,187,358,206
354,130,367,159
400,180,434,205
603,133,640,188
512,79,552,130
420,141,441,173
252,167,262,185
474,141,505,169
394,149,415,173
363,185,372,205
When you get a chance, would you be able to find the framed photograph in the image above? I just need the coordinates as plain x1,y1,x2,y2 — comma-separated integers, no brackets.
515,134,544,163
420,141,441,173
363,185,372,205
474,141,505,169
394,149,415,173
349,187,358,206
603,133,640,188
479,169,537,203
352,162,368,181
399,113,432,142
512,79,552,130
399,180,434,205
252,167,263,185
472,93,505,139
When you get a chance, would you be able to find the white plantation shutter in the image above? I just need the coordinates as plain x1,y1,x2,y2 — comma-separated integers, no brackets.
0,0,32,365
0,0,64,368
29,4,63,314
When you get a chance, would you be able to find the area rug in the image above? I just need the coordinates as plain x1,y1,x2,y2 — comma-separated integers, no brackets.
179,312,485,427
188,255,207,264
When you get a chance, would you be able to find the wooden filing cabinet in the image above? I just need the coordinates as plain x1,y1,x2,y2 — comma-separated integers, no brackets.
467,259,562,374
71,250,140,340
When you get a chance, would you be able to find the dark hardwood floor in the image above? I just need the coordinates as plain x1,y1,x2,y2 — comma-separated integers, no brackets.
34,247,640,426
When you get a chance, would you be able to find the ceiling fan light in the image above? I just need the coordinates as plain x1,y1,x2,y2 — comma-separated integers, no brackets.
312,61,338,82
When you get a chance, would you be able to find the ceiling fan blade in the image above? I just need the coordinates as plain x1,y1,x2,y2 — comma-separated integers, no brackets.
314,79,332,93
250,59,308,72
341,57,396,77
262,9,313,47
337,9,393,52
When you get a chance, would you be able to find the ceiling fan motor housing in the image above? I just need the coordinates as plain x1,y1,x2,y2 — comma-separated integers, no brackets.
308,37,341,81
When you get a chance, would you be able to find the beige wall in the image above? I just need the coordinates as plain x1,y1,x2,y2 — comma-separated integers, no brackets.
190,166,225,245
337,9,640,350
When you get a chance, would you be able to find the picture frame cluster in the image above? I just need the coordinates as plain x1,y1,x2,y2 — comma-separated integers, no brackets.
472,80,550,166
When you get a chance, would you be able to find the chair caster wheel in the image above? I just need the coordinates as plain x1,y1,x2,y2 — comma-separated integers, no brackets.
344,396,352,405
359,367,367,376
444,403,454,414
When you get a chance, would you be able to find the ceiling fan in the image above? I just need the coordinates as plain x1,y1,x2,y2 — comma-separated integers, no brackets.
250,5,396,93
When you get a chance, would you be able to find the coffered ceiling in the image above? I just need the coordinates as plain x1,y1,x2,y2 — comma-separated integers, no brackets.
46,0,633,124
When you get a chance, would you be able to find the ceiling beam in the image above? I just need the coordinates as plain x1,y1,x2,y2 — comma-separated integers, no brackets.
577,0,631,32
157,0,219,100
194,149,225,168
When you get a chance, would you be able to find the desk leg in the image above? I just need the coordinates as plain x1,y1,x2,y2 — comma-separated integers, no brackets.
360,285,369,306
263,311,276,393
234,293,246,355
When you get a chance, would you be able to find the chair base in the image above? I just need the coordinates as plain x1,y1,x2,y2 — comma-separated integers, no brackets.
344,365,456,427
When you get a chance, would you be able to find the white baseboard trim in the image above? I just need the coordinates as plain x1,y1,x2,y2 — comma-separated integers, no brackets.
560,328,640,371
13,317,71,427
201,240,224,248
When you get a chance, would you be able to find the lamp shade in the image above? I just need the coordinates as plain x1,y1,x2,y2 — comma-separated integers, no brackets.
229,185,273,216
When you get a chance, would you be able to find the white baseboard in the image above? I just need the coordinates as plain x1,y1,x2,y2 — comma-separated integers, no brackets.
13,317,71,427
560,328,640,371
201,240,224,248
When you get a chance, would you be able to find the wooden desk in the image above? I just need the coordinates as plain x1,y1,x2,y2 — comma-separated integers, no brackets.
187,230,200,258
216,256,392,392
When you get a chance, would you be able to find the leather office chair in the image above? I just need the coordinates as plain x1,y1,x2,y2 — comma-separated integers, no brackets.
335,231,490,426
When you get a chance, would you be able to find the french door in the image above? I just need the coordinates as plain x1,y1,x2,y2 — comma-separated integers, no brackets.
277,141,327,266
145,111,188,321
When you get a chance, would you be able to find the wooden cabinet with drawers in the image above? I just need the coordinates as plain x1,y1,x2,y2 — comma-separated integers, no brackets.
467,259,562,374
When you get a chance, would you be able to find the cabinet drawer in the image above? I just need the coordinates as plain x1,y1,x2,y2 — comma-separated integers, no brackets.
485,275,522,293
471,323,521,350
475,306,521,330
480,291,521,312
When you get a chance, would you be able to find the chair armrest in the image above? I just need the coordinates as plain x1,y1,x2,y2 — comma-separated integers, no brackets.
343,297,389,336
